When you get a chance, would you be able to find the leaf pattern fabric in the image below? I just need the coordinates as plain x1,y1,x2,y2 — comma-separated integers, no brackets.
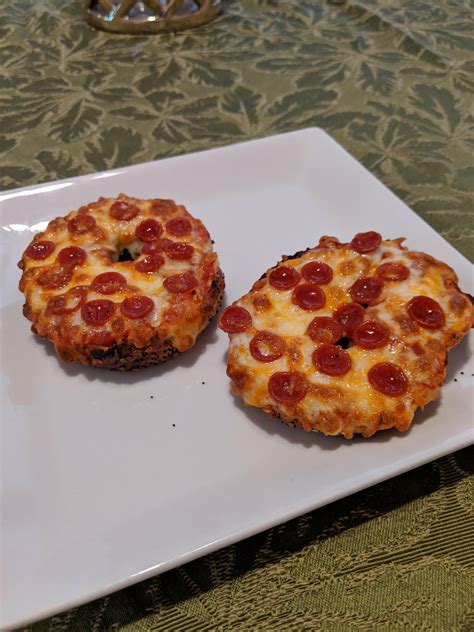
1,1,473,630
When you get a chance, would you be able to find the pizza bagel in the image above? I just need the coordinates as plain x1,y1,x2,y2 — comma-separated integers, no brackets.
19,194,224,370
219,232,472,439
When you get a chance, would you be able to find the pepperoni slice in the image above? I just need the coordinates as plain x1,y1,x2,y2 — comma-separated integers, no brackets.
333,303,365,336
292,284,326,311
350,231,382,254
151,199,176,214
142,238,174,254
268,266,301,290
141,243,156,255
166,218,192,237
37,267,72,290
46,286,88,316
313,344,351,376
268,371,308,404
407,295,445,329
135,252,165,273
26,240,55,260
67,214,96,234
218,306,252,333
58,246,86,267
350,277,383,305
302,261,333,285
91,272,127,295
306,316,342,344
368,362,408,396
376,262,410,281
88,331,116,347
163,272,198,294
121,295,154,319
81,299,116,325
250,331,286,363
165,242,194,260
354,320,389,349
135,219,163,243
110,200,139,221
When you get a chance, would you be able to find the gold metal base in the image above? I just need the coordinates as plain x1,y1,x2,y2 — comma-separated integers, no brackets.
86,0,222,34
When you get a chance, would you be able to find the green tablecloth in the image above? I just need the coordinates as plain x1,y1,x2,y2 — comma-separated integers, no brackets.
2,1,473,630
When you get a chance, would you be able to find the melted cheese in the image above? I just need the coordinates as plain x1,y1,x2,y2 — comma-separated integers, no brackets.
226,238,471,438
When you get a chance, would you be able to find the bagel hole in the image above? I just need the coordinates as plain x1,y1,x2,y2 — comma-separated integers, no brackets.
118,248,135,262
336,337,351,349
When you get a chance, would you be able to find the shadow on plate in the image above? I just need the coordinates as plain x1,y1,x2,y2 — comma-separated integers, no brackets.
445,338,472,382
33,320,220,385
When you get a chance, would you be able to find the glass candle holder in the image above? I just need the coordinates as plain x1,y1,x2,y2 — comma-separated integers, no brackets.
86,0,222,34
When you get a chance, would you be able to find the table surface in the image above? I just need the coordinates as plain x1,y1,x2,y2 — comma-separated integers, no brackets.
2,1,473,630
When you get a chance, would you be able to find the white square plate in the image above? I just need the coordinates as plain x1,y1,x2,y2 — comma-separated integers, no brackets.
1,128,472,629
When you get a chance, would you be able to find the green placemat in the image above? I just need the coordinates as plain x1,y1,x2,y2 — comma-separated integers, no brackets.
2,1,473,629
